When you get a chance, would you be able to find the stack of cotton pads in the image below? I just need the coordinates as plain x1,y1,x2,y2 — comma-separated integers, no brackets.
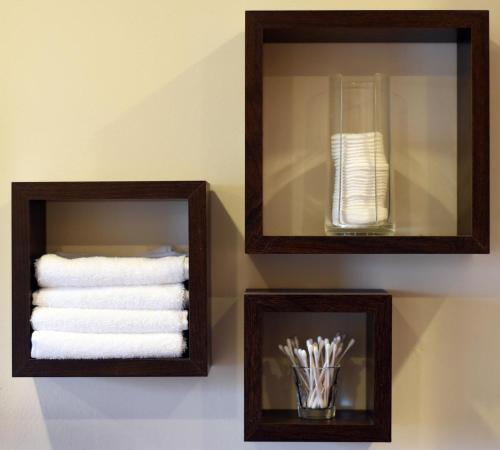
331,131,389,226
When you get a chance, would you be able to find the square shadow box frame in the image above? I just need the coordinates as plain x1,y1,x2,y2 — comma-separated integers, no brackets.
244,289,392,442
245,10,489,254
12,181,209,377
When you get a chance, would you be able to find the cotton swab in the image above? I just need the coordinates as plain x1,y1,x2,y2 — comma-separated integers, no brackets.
336,338,356,365
278,344,297,367
278,334,355,410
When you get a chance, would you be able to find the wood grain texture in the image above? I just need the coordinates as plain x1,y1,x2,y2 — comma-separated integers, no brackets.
245,10,489,254
12,181,210,377
258,410,378,442
244,290,391,442
457,28,473,236
245,11,264,252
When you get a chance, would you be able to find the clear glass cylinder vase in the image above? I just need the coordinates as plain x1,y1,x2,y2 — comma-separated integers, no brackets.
325,73,394,235
292,366,340,420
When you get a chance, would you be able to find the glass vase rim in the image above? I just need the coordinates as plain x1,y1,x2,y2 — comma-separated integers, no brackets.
332,73,388,85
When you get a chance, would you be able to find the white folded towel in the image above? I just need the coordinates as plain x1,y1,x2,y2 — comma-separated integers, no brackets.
31,307,188,334
32,285,188,310
35,254,189,288
31,331,186,359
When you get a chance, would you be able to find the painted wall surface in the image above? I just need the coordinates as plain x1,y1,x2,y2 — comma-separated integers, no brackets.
1,1,499,449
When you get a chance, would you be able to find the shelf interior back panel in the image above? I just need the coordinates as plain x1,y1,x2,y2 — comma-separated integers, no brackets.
262,42,458,237
46,200,189,256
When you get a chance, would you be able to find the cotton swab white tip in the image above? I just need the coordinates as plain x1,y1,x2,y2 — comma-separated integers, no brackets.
279,335,355,368
336,338,356,364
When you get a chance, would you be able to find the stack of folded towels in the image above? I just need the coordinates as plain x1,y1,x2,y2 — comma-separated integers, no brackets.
31,253,189,359
331,131,389,226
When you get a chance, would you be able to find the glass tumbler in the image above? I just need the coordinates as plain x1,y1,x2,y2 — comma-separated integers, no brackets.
325,73,394,235
292,366,340,420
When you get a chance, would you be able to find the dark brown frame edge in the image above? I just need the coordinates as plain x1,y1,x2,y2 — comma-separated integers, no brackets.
12,181,210,377
244,289,392,442
245,10,489,254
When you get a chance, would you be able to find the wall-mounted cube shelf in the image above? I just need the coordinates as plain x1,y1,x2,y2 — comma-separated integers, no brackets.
12,181,209,377
244,289,391,442
245,10,489,254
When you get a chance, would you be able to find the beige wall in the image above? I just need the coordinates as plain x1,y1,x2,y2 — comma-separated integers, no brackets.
1,1,499,450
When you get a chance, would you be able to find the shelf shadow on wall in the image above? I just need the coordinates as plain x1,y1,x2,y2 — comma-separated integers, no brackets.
210,190,242,299
391,294,500,448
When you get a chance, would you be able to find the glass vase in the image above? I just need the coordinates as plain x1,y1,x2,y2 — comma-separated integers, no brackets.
325,73,394,235
292,366,340,420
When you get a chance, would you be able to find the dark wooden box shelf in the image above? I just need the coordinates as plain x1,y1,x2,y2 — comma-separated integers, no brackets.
244,289,391,442
12,181,210,377
245,10,489,254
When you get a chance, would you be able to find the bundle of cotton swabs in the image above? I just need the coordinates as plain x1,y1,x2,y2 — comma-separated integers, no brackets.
279,335,355,409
